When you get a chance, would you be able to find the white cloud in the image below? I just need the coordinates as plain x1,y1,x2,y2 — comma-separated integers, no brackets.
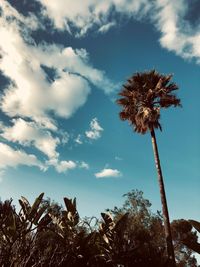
38,0,152,36
0,2,116,128
1,118,60,159
35,46,116,94
151,0,200,63
38,0,200,62
47,158,76,173
59,131,69,145
0,142,46,172
95,168,122,178
85,118,103,140
0,30,91,125
75,134,83,145
0,139,78,174
0,2,117,175
98,22,116,33
0,1,40,31
75,118,103,144
79,161,89,170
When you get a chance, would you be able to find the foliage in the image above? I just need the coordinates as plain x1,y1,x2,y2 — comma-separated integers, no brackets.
173,219,200,256
107,190,198,267
170,220,199,266
0,191,198,267
117,70,181,134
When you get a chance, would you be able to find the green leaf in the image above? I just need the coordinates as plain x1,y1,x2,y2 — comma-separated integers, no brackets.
32,205,47,225
73,198,77,208
5,212,17,238
21,196,30,207
102,234,109,244
29,193,44,220
101,213,113,226
38,213,51,228
67,211,73,221
62,210,68,220
64,197,75,213
115,212,129,231
10,212,16,233
19,196,31,218
19,199,27,217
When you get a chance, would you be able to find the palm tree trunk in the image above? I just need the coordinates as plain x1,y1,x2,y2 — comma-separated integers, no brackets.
150,129,176,266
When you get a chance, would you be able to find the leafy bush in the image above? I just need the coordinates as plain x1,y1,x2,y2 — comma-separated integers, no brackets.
0,191,198,267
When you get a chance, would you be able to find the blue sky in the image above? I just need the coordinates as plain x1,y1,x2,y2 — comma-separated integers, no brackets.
0,0,199,221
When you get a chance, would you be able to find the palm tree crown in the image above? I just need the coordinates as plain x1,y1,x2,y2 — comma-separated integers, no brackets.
117,70,181,134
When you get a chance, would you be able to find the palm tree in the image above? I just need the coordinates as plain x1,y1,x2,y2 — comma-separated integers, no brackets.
117,70,181,265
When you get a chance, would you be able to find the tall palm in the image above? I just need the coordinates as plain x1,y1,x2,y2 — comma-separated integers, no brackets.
117,70,181,265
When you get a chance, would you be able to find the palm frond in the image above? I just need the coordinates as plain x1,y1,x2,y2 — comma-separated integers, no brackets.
116,70,181,134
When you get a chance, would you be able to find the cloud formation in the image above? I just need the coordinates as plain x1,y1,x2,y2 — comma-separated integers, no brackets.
0,6,88,129
152,0,200,62
38,0,152,36
1,119,60,159
95,168,122,178
98,22,116,34
46,158,77,173
0,143,46,174
0,2,116,174
0,22,114,127
38,0,200,62
85,118,104,140
79,161,90,170
0,1,116,123
75,134,83,145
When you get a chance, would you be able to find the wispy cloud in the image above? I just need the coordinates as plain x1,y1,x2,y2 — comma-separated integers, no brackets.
98,22,116,33
95,168,122,178
75,134,83,145
115,156,123,161
38,0,200,62
79,161,90,170
85,118,104,140
38,0,152,36
0,143,46,173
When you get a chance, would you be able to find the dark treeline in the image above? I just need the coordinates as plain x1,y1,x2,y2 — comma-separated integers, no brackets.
0,190,199,267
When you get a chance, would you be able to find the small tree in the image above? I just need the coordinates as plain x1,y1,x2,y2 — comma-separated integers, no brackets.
117,70,181,265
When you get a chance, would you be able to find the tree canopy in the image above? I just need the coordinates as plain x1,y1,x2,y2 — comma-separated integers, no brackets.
117,70,181,134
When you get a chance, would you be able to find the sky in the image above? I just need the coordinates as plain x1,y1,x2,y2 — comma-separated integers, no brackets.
0,0,200,222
